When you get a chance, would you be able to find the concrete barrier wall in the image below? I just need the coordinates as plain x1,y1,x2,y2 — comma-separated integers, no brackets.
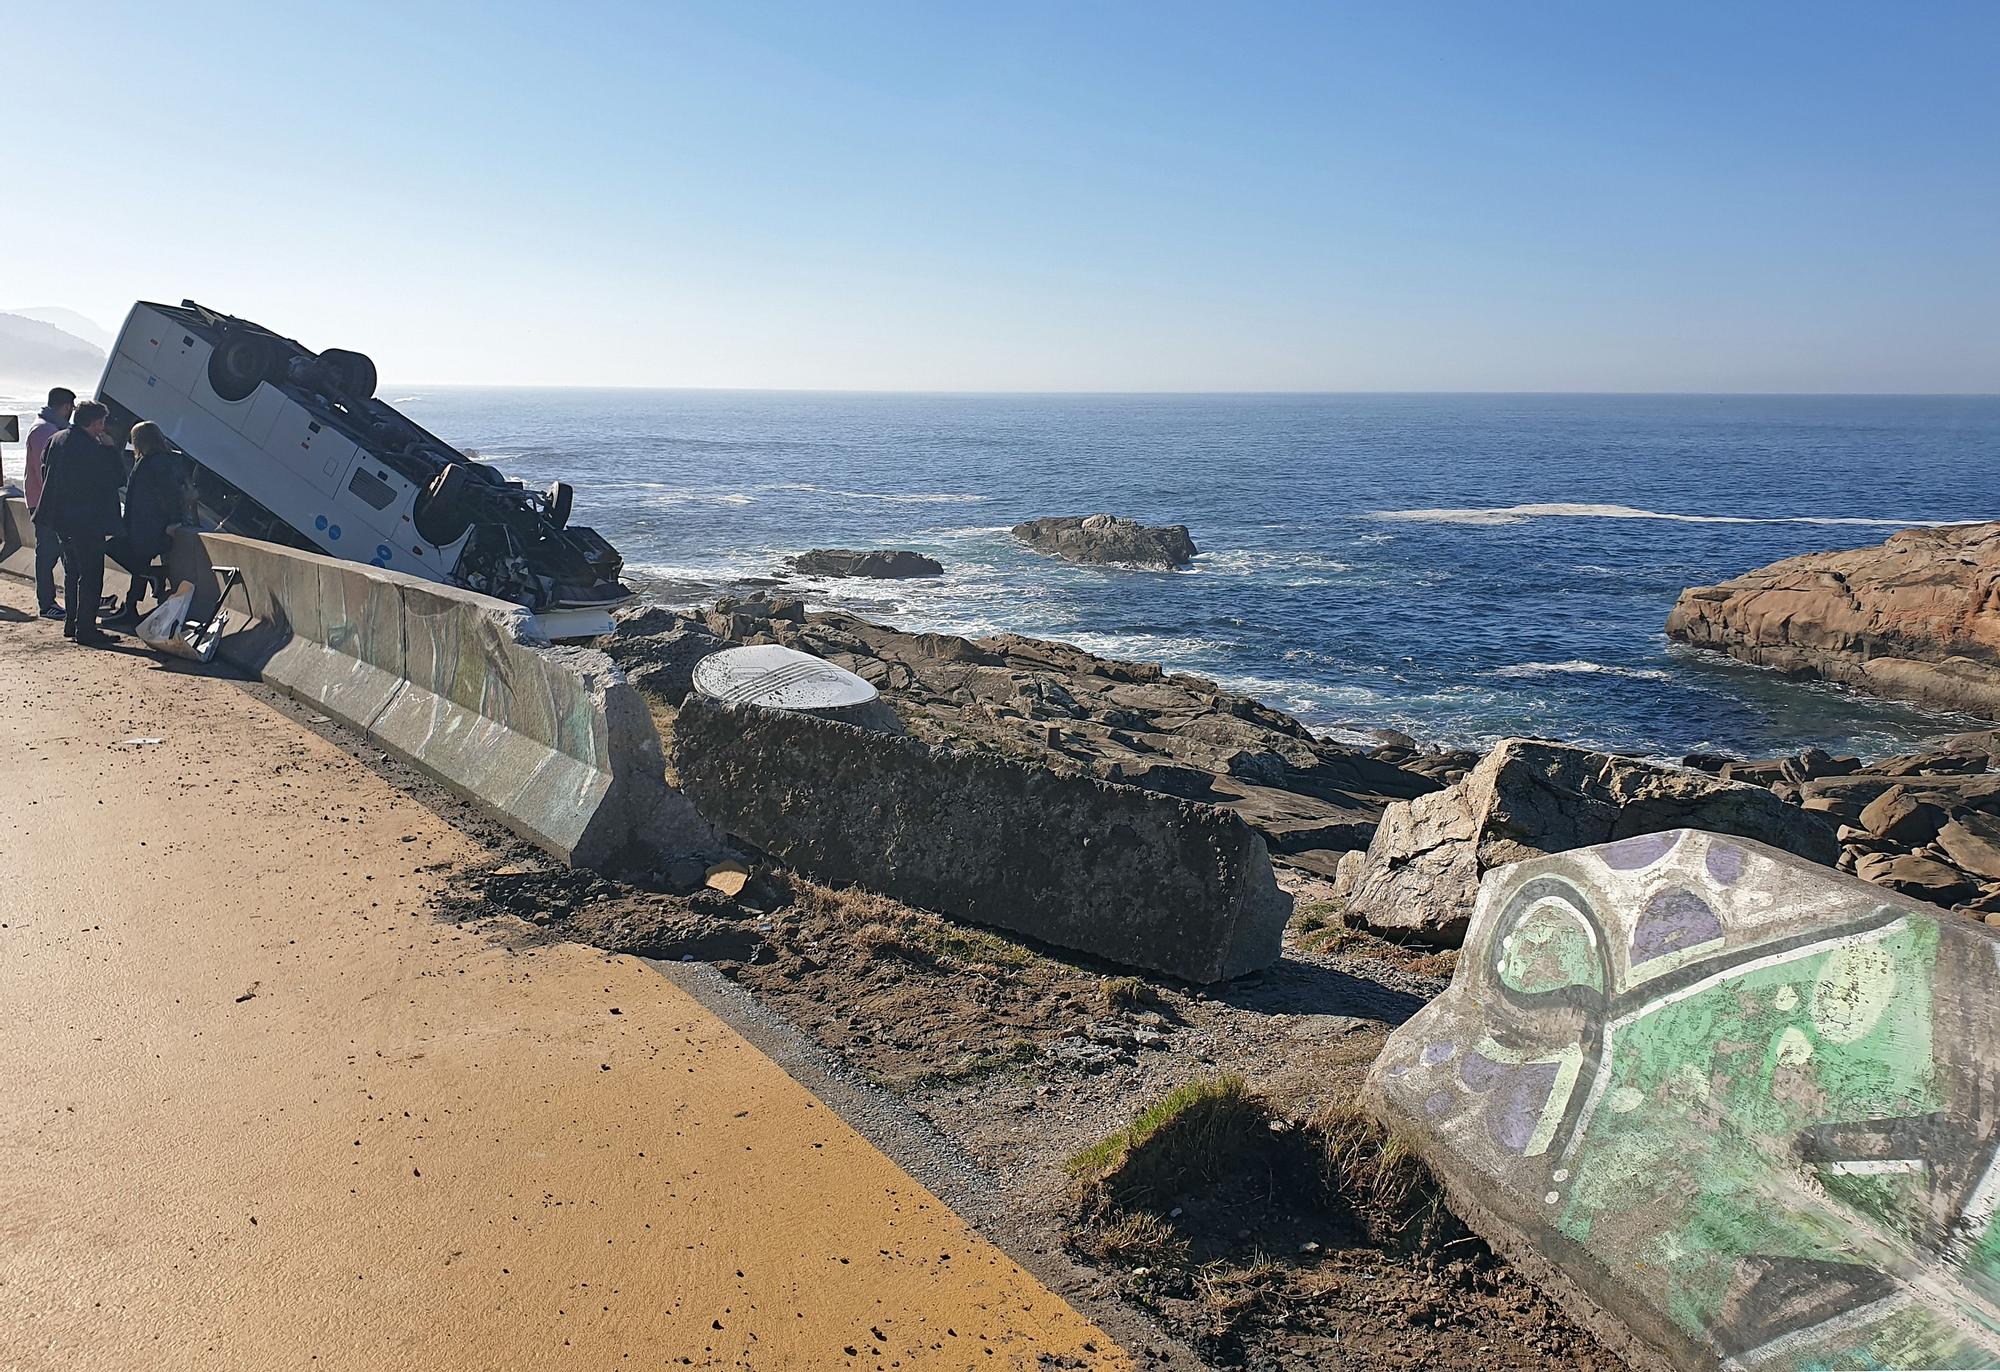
4,497,713,868
1367,829,2000,1372
171,530,716,868
671,693,1292,982
0,497,29,580
2,495,137,583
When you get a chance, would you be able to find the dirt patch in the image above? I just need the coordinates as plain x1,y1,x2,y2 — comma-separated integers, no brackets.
1062,1082,1619,1370
435,859,1619,1370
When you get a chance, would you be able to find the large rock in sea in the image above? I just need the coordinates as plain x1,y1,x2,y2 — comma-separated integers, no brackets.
1012,514,1197,569
1333,739,1838,945
1666,521,2000,717
788,548,944,579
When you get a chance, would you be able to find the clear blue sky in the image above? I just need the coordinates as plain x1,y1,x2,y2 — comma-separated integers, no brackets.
7,1,1995,390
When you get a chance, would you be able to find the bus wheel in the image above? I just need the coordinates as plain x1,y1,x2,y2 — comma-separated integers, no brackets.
208,332,277,402
414,464,475,546
319,348,379,401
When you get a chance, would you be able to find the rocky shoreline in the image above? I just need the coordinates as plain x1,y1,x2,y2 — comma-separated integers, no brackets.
1667,519,2000,717
606,594,1476,880
607,522,2000,943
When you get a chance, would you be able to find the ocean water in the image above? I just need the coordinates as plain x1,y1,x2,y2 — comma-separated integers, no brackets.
12,387,1999,760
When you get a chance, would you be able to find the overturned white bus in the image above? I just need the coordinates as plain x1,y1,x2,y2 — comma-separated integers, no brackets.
97,301,631,634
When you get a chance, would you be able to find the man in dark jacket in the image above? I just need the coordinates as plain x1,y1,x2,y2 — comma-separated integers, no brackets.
34,400,126,646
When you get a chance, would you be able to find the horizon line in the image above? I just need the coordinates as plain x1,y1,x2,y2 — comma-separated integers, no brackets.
378,384,2000,399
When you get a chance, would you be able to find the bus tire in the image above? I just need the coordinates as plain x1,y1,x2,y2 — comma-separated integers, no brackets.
319,348,379,400
208,332,277,402
414,464,475,546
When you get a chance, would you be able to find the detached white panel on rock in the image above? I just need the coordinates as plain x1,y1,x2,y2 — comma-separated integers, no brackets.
692,645,879,711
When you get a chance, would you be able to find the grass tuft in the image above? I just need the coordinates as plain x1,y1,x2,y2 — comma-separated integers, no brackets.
1066,1075,1261,1207
852,922,914,960
1192,1256,1287,1343
1308,1100,1455,1251
1099,975,1152,1010
1293,899,1366,953
1075,1210,1190,1266
902,919,1034,971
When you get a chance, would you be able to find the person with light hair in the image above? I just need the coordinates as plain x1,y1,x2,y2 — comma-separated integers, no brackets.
105,421,194,628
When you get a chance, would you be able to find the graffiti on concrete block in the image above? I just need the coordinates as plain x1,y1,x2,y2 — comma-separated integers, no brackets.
1370,829,2000,1370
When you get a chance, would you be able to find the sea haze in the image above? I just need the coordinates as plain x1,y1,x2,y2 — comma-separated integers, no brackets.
14,388,1999,760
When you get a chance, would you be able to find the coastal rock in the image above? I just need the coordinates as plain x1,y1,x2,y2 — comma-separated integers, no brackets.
1858,785,1949,845
1717,747,1860,787
1688,731,2000,914
603,599,1447,872
607,610,723,706
1666,521,2000,718
1852,852,1978,905
1333,738,1840,946
787,548,944,579
1011,515,1198,570
1875,748,1988,777
1936,813,2000,881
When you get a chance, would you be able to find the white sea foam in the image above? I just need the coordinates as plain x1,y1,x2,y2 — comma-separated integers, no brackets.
1489,659,1673,682
617,487,756,507
1191,549,1352,578
1056,631,1243,661
770,482,988,505
1369,502,1978,528
625,555,769,587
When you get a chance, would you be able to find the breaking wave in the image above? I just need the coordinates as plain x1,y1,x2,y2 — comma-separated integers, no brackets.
1489,659,1673,681
770,482,988,504
1190,549,1352,579
1369,502,1971,528
639,489,755,507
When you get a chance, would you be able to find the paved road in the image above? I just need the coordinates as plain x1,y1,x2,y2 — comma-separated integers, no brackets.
0,577,1123,1370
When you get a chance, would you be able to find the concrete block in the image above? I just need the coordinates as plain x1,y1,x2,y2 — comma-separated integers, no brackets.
671,694,1291,982
1367,828,2000,1371
139,530,716,869
1,497,32,581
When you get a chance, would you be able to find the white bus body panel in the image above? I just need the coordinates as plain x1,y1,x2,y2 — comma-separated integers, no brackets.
99,304,468,582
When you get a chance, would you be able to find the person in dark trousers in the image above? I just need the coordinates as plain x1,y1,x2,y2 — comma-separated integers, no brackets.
34,400,126,646
104,422,193,629
22,386,74,619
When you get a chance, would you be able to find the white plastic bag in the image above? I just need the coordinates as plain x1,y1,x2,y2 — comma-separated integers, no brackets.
136,583,195,651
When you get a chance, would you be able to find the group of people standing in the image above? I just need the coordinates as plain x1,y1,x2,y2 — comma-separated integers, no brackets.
23,387,192,646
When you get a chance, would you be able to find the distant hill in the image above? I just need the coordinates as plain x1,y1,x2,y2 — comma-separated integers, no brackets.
0,312,106,391
5,306,113,351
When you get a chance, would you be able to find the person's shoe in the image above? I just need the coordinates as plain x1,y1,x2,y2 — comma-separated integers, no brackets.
39,605,64,620
74,629,119,647
103,607,142,630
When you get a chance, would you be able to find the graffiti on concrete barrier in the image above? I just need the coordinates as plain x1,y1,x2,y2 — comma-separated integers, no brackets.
1372,829,2000,1371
